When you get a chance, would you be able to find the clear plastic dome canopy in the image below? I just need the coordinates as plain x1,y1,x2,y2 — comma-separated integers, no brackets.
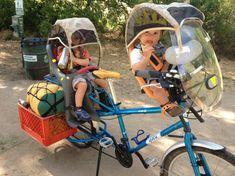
125,3,223,111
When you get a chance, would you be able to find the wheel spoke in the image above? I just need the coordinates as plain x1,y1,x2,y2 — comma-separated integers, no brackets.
161,147,235,176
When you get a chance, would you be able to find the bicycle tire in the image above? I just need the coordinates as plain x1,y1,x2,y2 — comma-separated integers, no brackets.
69,132,93,148
160,146,235,176
69,122,96,148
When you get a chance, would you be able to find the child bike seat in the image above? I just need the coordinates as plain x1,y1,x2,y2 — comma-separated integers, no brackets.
46,44,99,128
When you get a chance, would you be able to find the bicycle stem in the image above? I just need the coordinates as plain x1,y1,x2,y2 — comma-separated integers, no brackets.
181,115,202,176
179,113,191,132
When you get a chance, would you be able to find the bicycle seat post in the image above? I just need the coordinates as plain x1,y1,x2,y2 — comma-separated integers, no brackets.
107,78,118,104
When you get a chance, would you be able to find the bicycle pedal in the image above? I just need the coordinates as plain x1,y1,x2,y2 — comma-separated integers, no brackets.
145,156,159,167
99,137,113,148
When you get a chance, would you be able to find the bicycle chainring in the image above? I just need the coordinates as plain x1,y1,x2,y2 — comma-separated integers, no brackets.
115,144,133,168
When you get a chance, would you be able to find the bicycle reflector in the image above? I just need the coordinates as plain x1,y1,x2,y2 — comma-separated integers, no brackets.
205,74,217,90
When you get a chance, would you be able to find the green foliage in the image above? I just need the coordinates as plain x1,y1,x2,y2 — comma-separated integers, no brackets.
70,0,136,33
21,0,138,36
190,0,235,57
23,0,74,36
0,0,15,30
0,0,234,57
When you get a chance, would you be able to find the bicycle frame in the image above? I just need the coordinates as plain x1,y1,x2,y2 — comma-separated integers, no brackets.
57,71,225,176
67,83,216,176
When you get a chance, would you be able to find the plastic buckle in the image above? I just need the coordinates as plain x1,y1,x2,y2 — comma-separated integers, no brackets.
131,129,150,145
99,137,113,148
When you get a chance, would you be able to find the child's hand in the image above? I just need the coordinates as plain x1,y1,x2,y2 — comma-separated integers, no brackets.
142,45,154,60
73,57,89,67
73,57,80,66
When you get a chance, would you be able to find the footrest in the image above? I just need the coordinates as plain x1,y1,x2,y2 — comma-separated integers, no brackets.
99,137,113,148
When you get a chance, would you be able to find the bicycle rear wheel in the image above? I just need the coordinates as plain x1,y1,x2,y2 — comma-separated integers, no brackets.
69,122,96,148
69,131,93,148
161,146,235,176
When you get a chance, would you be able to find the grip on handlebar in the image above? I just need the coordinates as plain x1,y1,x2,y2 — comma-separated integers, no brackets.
135,70,163,79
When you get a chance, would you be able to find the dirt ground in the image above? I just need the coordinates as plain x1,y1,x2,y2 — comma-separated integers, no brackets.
0,40,235,176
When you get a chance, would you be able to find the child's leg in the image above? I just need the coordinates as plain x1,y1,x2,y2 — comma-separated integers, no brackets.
75,82,87,107
150,86,169,105
85,72,108,89
149,80,183,117
94,78,108,89
72,77,91,121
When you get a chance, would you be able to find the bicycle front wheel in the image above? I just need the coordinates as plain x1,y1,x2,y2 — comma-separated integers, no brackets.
161,146,235,176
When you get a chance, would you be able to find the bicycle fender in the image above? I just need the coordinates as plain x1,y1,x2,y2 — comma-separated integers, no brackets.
160,140,224,167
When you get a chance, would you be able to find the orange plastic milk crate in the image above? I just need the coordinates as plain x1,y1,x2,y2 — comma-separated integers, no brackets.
18,103,77,147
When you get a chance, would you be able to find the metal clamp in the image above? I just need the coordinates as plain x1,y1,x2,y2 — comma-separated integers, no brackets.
131,129,150,145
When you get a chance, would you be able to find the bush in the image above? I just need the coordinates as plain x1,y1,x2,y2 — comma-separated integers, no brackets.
0,0,15,30
190,0,235,57
1,0,234,58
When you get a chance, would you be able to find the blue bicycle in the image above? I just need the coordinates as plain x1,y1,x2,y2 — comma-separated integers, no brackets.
45,11,235,175
64,69,235,176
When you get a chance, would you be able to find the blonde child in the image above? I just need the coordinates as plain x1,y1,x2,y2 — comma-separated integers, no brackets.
130,30,183,117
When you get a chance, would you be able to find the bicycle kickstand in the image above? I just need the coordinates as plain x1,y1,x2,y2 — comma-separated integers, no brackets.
96,145,103,176
96,137,114,176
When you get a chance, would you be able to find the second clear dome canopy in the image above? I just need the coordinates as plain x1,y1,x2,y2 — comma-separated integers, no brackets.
125,3,223,111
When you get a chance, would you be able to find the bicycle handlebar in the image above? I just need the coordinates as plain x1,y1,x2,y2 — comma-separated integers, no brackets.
135,70,181,80
135,70,205,123
134,70,164,79
189,107,204,123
